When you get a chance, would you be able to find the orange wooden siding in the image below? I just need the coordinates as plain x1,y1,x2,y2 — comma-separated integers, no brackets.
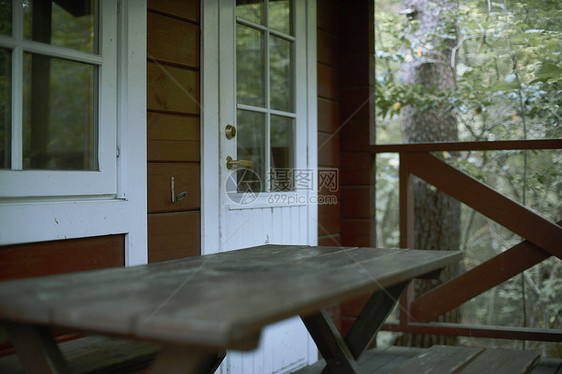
317,1,341,245
337,0,376,336
148,212,200,263
0,235,125,281
147,112,200,162
147,0,201,262
338,1,374,248
317,0,375,335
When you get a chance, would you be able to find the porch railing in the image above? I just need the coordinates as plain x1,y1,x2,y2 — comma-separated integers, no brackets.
370,139,562,342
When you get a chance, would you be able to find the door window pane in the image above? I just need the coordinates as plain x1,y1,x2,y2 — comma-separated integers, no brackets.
236,0,264,25
270,35,293,112
237,24,265,107
24,0,98,54
0,48,10,169
23,53,97,170
237,109,265,192
269,0,291,35
270,115,293,191
0,0,11,35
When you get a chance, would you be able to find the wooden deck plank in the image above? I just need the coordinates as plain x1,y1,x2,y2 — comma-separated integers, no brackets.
387,345,484,374
292,348,558,374
0,246,461,350
358,347,424,372
461,348,541,374
291,347,424,374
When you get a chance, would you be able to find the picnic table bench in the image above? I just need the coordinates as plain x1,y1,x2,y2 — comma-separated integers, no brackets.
0,245,461,374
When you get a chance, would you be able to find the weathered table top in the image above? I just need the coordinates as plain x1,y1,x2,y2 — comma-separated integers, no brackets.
0,245,461,351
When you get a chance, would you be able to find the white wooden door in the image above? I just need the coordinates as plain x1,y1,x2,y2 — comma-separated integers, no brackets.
202,0,318,373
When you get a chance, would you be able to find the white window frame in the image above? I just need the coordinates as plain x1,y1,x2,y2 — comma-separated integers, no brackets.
0,0,148,267
0,0,117,198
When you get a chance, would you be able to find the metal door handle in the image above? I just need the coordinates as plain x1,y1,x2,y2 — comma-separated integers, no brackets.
226,156,254,170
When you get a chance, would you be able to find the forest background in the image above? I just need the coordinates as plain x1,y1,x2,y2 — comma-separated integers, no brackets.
373,0,561,357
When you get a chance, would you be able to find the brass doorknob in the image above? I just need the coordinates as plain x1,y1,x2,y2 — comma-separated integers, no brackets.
226,156,254,170
225,125,236,139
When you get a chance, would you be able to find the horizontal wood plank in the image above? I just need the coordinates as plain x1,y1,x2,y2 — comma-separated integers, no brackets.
147,0,199,23
340,232,370,248
317,29,338,68
461,348,540,374
388,345,484,374
147,112,200,162
381,321,562,342
318,98,340,134
340,87,371,121
341,187,370,219
318,133,340,167
370,139,562,153
340,119,369,152
340,54,369,88
317,63,339,101
340,219,370,239
148,12,199,68
317,236,341,246
340,152,371,185
340,21,370,56
318,201,341,237
0,235,124,281
0,246,461,350
147,163,200,213
317,0,340,34
147,62,200,115
148,212,201,263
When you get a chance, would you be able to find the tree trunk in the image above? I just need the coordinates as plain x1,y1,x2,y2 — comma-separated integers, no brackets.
396,0,462,347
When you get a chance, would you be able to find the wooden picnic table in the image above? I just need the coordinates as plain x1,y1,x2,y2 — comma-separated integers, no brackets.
0,245,461,374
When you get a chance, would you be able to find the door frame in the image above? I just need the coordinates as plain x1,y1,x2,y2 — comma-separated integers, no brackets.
201,0,317,255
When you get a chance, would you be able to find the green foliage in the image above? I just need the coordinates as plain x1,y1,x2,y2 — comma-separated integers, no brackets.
375,0,561,356
375,0,562,141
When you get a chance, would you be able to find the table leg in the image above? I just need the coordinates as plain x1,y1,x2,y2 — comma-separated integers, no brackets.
5,322,71,374
344,281,410,359
301,282,410,374
149,344,225,374
301,310,362,374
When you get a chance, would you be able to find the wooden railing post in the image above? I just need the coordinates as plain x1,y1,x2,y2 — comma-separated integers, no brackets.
371,139,562,342
399,152,415,327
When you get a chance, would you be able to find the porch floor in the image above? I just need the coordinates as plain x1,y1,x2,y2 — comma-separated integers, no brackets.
290,346,562,374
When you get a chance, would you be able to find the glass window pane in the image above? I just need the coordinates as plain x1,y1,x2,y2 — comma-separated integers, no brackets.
270,115,293,191
270,35,293,112
236,0,264,25
0,0,12,35
237,109,265,192
269,0,291,35
237,24,265,107
0,48,11,169
23,53,97,170
24,0,98,54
